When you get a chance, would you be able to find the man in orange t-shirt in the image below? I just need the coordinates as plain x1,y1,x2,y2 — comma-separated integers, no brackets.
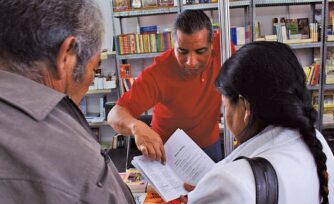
108,10,235,163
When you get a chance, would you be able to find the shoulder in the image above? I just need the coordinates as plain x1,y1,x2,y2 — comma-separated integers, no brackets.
188,160,255,204
0,70,65,121
0,179,83,203
151,49,176,72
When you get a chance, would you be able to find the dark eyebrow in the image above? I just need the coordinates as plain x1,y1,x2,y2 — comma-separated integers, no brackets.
178,47,188,52
195,47,208,52
178,46,208,52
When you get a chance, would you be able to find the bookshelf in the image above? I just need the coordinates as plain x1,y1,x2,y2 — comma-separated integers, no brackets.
106,0,334,154
213,0,334,154
228,0,333,151
247,0,324,132
81,51,119,133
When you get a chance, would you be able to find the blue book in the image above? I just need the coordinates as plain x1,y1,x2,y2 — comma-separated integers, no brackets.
230,27,237,45
140,25,158,34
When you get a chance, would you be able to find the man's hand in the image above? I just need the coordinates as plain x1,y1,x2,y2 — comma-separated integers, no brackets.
131,120,166,164
108,105,166,163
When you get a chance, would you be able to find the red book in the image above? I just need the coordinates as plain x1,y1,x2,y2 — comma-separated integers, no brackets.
311,63,320,86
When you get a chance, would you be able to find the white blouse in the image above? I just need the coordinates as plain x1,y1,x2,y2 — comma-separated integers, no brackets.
188,126,334,204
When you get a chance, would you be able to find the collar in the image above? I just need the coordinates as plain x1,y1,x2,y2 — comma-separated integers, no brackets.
223,126,301,163
0,70,65,121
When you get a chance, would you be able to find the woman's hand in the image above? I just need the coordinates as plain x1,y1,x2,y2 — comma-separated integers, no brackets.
179,183,196,203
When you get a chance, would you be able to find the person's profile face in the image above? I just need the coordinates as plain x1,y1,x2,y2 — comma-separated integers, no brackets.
222,95,247,141
174,29,212,78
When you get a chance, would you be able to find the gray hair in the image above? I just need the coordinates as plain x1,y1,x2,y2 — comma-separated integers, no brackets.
0,0,104,82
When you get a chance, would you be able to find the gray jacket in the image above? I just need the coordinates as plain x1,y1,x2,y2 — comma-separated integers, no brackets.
0,70,135,204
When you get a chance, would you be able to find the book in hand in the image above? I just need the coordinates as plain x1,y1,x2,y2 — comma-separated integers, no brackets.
132,129,215,202
119,168,148,193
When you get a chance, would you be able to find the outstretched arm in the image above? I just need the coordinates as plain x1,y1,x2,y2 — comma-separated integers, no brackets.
107,105,166,163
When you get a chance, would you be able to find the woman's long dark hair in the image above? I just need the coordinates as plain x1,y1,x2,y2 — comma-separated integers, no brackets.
216,41,329,203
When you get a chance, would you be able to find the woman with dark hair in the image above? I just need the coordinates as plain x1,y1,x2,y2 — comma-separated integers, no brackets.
187,41,334,203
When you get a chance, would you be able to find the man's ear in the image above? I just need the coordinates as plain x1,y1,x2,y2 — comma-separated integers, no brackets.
55,36,76,80
243,99,251,124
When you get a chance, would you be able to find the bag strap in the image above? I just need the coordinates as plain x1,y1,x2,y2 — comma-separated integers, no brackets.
234,156,279,204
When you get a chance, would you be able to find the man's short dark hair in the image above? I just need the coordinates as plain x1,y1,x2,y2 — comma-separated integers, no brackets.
0,0,104,82
173,10,213,43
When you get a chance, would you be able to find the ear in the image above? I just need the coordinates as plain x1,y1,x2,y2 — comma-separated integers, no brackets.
55,36,76,80
243,99,251,124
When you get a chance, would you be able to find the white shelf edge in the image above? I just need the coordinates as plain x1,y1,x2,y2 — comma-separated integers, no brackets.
86,89,112,95
255,0,322,6
117,52,163,60
88,121,109,127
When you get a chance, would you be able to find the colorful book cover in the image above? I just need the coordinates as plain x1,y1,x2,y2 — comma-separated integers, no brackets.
142,0,158,8
297,18,310,39
119,169,148,193
159,0,174,6
112,0,130,11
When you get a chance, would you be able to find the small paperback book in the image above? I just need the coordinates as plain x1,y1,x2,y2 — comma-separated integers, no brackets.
132,129,215,202
119,168,148,193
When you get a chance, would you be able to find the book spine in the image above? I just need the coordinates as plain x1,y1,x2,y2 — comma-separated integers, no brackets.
99,95,106,119
230,27,237,45
236,27,245,45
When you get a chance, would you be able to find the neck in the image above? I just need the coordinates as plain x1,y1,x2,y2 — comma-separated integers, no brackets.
237,120,267,144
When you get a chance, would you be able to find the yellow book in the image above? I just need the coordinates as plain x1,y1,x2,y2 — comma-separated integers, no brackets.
303,66,312,84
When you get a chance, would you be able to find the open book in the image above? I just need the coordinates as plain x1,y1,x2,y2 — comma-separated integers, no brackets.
132,129,215,202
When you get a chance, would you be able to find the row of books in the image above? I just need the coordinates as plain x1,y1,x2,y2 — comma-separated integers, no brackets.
303,62,320,86
326,62,334,84
112,0,220,12
112,0,176,12
312,91,334,124
119,64,135,92
183,0,217,4
254,17,319,44
122,77,135,92
230,26,251,46
115,32,173,55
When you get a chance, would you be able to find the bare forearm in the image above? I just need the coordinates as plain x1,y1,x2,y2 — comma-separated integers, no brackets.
107,105,166,162
107,105,139,136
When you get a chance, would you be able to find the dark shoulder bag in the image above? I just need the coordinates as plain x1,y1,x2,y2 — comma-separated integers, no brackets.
234,156,279,204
